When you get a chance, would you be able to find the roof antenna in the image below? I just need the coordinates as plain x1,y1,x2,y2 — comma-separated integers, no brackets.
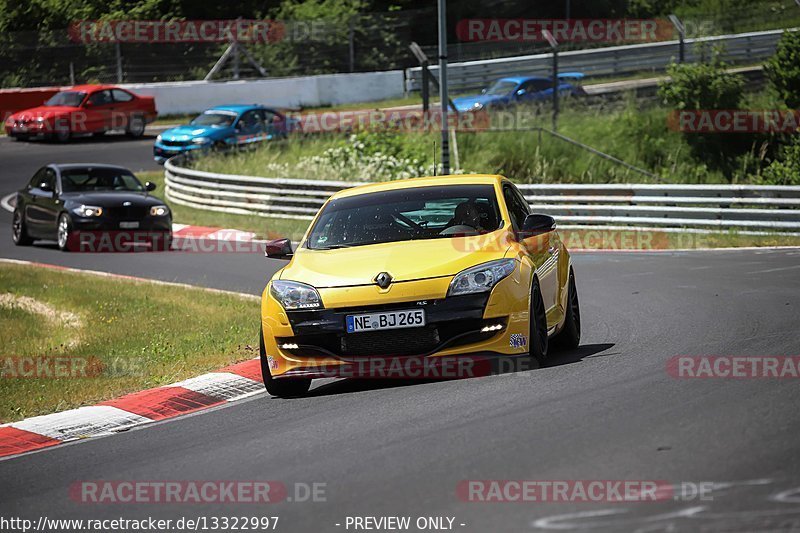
433,141,437,176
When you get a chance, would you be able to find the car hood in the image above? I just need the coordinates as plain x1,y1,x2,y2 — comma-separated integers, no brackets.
11,106,76,120
60,192,165,207
452,94,503,112
281,234,509,288
160,124,229,141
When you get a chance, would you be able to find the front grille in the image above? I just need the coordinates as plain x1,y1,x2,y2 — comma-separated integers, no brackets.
341,327,441,357
161,139,189,147
105,206,149,219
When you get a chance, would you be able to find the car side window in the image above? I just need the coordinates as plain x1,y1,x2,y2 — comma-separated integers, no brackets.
88,91,113,106
28,168,46,189
112,89,133,102
531,79,552,92
503,185,528,230
237,110,262,132
44,169,57,192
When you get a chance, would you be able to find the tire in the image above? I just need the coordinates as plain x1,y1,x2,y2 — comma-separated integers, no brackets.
126,115,145,138
259,328,311,398
529,277,549,364
53,125,70,143
56,213,73,252
152,233,172,251
553,268,581,350
11,209,33,246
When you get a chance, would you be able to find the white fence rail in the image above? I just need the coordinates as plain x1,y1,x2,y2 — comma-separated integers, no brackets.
164,159,800,233
405,28,792,94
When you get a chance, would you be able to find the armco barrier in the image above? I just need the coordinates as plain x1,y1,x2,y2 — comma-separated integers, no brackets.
406,28,793,94
164,159,800,233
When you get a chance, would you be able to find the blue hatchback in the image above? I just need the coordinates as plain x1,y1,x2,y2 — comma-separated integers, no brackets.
452,74,585,113
154,105,297,163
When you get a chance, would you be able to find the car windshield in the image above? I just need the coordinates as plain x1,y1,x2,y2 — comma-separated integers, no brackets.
306,185,502,250
44,91,86,107
484,81,518,96
60,168,144,193
190,112,236,127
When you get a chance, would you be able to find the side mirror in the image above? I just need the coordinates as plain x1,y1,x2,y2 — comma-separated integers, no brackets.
145,181,157,192
519,214,556,238
516,89,527,97
264,238,293,260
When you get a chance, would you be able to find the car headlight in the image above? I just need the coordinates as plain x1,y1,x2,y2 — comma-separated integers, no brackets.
448,259,516,297
270,280,322,310
472,102,484,111
72,205,103,217
156,134,162,142
191,137,212,144
150,205,169,217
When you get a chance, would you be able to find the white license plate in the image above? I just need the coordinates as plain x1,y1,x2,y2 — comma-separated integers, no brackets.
120,221,139,229
346,309,425,333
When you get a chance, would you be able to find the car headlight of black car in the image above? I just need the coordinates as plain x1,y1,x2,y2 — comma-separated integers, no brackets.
72,205,103,217
448,259,516,296
270,280,322,310
150,205,169,217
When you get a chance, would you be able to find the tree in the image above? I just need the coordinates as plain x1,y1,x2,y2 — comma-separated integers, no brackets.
765,30,800,109
658,53,748,180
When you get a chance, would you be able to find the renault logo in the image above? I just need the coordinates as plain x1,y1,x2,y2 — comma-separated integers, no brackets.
375,272,393,289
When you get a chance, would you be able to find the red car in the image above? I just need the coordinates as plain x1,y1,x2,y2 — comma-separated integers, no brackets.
4,85,157,142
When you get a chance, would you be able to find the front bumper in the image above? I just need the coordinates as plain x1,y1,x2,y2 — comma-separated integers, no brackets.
153,142,206,162
261,273,533,378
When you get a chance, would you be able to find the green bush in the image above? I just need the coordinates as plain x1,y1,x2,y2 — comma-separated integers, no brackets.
765,30,800,109
658,56,749,179
761,137,800,185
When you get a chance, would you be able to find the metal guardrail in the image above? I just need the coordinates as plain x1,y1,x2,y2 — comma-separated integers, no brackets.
165,159,800,233
405,28,793,94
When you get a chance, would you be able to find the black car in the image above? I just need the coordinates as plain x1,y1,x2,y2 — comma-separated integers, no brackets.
11,164,172,252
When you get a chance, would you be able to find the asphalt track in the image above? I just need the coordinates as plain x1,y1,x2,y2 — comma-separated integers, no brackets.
1,138,800,532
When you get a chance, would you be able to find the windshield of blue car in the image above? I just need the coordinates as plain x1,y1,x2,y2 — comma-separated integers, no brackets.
306,185,502,250
190,112,236,127
484,81,518,95
44,91,86,107
60,168,144,193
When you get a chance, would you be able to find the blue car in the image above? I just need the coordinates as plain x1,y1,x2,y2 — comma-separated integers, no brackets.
154,104,297,163
452,73,586,113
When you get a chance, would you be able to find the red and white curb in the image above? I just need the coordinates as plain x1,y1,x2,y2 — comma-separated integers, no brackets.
0,358,264,459
172,223,258,242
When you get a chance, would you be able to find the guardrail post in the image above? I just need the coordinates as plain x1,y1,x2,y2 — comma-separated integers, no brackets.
669,15,686,63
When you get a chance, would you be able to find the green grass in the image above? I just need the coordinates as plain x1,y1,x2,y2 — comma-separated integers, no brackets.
0,263,260,423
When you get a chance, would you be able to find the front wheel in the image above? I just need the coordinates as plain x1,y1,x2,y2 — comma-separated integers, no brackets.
553,268,581,350
53,125,70,143
12,209,33,246
259,329,311,398
529,277,549,364
56,213,73,252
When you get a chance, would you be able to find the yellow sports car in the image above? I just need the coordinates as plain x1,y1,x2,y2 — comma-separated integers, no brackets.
259,175,580,397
